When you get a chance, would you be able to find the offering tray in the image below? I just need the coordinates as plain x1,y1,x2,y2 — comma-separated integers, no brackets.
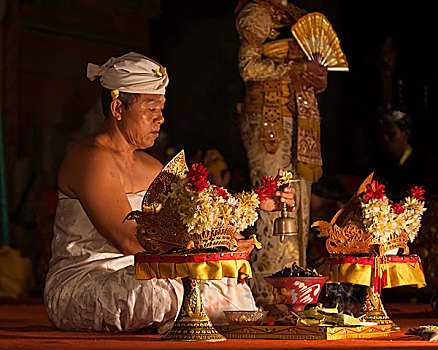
135,250,252,342
217,324,391,340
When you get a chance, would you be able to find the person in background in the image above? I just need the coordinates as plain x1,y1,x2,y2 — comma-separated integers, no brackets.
235,0,328,304
203,149,232,188
374,110,424,199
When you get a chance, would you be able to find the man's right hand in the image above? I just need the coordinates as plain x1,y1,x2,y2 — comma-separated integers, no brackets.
305,60,324,75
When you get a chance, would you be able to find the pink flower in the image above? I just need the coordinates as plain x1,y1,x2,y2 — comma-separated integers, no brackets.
409,185,425,201
365,180,386,202
186,163,209,192
255,176,277,201
392,202,404,214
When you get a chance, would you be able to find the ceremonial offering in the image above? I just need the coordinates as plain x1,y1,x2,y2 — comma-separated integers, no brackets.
223,309,269,326
265,263,327,312
313,173,427,331
359,180,426,248
130,152,294,342
265,276,328,312
275,304,362,327
312,173,426,256
405,325,438,341
125,150,279,254
269,262,322,277
291,12,349,71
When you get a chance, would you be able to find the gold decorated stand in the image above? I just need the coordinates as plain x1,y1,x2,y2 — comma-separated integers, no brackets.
312,173,427,331
135,251,252,342
318,255,426,330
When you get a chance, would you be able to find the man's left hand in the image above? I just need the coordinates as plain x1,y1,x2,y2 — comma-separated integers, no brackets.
235,232,255,253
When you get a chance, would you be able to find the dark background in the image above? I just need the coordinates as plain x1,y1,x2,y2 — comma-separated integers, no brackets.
148,0,437,193
1,0,437,296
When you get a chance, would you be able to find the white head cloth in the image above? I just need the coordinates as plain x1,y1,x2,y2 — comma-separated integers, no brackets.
86,52,169,95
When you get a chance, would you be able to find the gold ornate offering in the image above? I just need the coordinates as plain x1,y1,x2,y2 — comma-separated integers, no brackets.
312,173,426,256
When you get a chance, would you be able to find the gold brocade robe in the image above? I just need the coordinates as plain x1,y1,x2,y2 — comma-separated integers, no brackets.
236,0,321,303
237,0,323,183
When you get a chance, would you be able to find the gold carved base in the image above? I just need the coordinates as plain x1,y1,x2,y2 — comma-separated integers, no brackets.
360,287,400,332
161,278,226,342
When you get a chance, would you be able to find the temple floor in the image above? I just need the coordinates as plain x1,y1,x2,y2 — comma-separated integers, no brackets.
1,299,437,349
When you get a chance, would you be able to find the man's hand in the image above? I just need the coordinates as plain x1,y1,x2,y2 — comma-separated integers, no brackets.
259,169,296,212
235,232,255,254
303,60,328,93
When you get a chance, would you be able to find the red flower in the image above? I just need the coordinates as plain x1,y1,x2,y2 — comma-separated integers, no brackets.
409,185,425,201
365,180,386,202
186,163,209,192
255,175,277,201
214,185,228,199
392,202,404,214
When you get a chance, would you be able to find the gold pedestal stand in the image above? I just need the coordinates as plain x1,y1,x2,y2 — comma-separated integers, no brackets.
161,278,226,342
135,251,252,342
360,286,400,331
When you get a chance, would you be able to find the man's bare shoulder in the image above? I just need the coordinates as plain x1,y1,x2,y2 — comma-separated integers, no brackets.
63,136,115,168
137,150,163,168
58,135,118,196
134,150,164,184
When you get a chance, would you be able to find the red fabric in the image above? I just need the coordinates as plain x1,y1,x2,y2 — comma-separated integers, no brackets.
324,255,420,265
135,251,249,264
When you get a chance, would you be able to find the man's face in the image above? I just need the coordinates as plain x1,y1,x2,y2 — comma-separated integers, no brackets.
120,94,165,149
378,120,409,157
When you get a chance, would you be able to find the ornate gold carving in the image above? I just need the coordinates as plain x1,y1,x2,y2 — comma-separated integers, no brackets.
127,150,238,254
312,173,409,256
142,150,188,213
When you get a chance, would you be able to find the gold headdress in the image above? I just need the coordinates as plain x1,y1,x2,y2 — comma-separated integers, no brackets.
124,150,237,254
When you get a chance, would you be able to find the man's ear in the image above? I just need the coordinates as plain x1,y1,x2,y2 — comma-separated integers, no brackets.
110,99,123,121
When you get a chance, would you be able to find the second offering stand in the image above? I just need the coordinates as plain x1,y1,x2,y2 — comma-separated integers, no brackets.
134,250,252,342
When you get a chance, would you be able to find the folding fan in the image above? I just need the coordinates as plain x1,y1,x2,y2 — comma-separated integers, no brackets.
291,12,349,72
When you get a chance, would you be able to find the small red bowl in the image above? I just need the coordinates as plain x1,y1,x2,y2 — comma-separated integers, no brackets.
264,276,328,311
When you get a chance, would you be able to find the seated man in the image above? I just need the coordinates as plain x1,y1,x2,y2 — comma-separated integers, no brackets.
44,52,294,333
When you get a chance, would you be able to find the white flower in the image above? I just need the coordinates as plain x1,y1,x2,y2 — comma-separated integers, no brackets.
360,191,426,244
277,170,294,188
164,177,263,236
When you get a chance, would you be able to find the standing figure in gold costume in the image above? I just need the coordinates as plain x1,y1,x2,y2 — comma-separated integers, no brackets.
235,0,328,303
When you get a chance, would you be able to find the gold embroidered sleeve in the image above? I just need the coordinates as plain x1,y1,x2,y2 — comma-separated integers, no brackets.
236,3,291,82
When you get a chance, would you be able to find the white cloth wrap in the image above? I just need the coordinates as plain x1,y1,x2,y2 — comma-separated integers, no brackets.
86,52,169,95
44,191,256,332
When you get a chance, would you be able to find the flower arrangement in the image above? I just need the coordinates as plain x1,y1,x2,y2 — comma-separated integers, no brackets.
163,163,292,236
359,180,427,244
